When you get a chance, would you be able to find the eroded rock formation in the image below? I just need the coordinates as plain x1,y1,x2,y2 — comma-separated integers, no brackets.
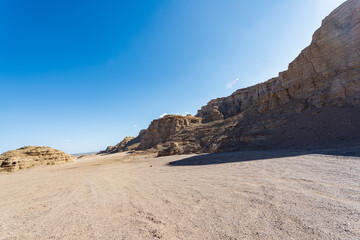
197,0,360,121
98,129,147,154
100,0,360,156
0,146,75,173
138,115,202,150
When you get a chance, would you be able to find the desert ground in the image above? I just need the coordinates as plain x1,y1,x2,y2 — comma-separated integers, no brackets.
0,148,360,240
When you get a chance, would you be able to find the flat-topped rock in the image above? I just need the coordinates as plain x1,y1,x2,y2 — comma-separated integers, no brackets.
0,146,75,173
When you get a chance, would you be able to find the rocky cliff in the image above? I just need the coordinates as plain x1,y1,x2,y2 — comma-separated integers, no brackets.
98,115,202,154
197,0,360,121
137,115,202,150
100,0,360,156
0,146,75,172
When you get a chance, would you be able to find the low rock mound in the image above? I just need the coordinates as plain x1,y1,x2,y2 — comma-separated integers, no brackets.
0,146,75,173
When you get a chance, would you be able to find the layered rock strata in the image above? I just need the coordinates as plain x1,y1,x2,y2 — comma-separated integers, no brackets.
197,0,360,122
137,115,202,150
100,0,360,156
98,129,147,154
0,146,75,173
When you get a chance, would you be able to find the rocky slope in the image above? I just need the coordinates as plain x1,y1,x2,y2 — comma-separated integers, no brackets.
98,129,147,154
0,146,75,172
197,0,360,121
100,0,360,156
99,115,202,154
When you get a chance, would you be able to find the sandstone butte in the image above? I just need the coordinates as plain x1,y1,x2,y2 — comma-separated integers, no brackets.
0,146,75,173
99,0,360,157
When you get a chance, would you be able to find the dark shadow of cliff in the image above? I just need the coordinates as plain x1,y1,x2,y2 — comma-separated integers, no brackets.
168,145,360,166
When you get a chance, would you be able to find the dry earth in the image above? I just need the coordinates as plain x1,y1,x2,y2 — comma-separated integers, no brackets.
0,148,360,239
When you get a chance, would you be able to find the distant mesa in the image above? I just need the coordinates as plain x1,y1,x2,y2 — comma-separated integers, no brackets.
99,0,360,157
0,146,75,173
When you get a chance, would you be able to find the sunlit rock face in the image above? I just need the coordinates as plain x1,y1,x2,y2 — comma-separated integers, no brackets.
101,0,360,156
0,146,75,173
196,0,360,122
158,0,360,155
137,115,202,150
98,129,147,154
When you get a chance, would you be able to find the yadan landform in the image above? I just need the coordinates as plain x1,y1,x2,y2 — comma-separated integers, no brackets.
1,1,360,239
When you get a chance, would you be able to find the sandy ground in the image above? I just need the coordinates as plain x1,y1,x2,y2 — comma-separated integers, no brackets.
0,149,360,240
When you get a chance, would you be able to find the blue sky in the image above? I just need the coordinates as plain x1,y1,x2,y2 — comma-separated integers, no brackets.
0,0,345,154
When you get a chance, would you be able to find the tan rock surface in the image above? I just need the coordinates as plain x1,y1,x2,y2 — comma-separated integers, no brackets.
0,146,75,173
158,0,360,155
197,0,360,121
137,115,202,150
98,137,135,154
101,0,360,156
98,129,147,154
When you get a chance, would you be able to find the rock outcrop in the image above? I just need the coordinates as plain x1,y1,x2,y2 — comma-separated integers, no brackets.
98,129,147,154
197,0,360,121
100,0,360,156
98,137,135,154
138,115,202,150
0,146,75,173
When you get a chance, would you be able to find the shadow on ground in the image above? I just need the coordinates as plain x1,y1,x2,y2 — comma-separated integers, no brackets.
168,145,360,166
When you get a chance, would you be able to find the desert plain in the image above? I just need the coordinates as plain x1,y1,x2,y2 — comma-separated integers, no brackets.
1,148,359,240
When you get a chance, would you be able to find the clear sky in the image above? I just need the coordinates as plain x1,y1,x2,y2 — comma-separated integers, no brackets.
0,0,346,154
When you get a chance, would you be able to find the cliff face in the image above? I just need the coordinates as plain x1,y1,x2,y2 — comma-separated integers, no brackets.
160,0,360,155
197,0,360,122
100,0,360,156
0,146,75,173
98,115,202,155
137,115,202,150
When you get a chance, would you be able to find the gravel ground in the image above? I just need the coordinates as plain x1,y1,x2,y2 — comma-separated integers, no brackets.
0,148,359,239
